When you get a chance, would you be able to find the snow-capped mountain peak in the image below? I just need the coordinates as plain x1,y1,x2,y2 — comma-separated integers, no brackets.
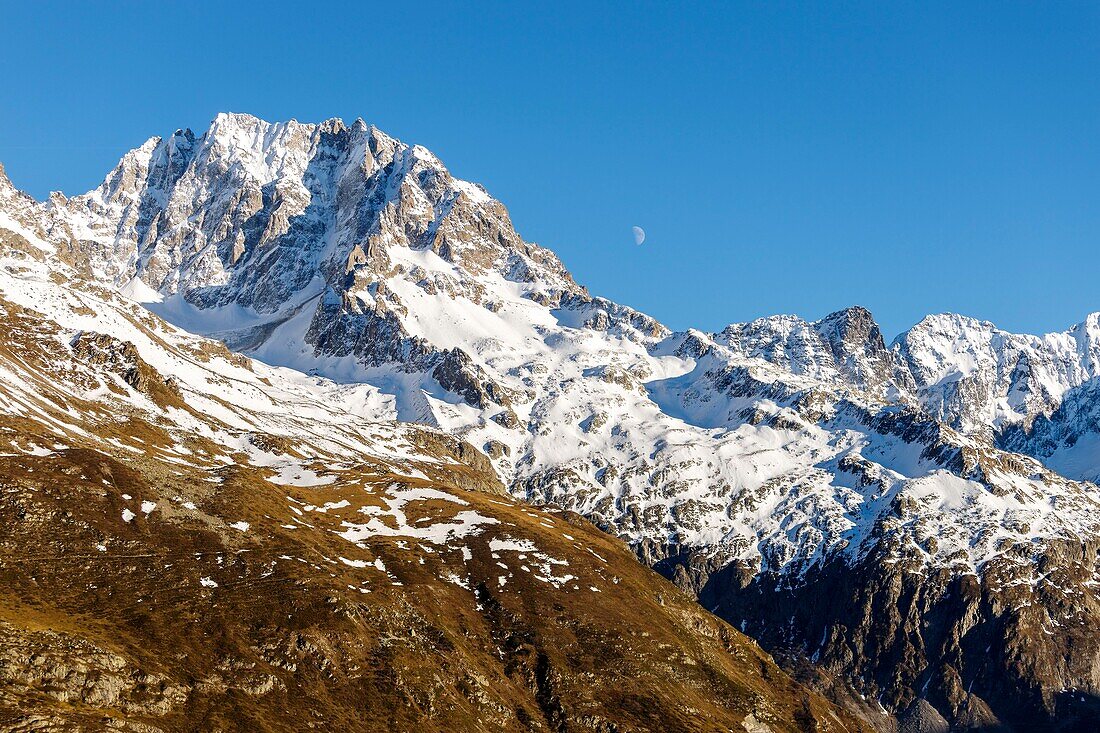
716,305,897,395
4,113,1100,729
895,310,1100,435
4,113,1096,568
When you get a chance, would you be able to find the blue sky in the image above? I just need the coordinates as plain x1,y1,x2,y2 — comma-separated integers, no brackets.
2,2,1098,338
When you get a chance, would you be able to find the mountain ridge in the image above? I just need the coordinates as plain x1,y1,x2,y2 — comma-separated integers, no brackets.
3,112,1100,730
0,193,868,732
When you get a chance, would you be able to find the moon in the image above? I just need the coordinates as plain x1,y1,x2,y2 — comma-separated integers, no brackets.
632,226,646,245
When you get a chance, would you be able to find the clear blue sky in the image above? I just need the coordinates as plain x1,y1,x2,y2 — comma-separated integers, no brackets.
3,2,1098,339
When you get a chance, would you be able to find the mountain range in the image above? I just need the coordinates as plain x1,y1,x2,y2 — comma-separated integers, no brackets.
2,112,1099,731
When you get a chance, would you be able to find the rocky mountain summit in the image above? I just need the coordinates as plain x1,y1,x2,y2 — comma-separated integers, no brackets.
3,113,1100,730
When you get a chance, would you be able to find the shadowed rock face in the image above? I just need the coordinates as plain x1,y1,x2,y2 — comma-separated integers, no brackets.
1000,376,1100,483
649,533,1100,732
814,307,893,386
4,114,1100,732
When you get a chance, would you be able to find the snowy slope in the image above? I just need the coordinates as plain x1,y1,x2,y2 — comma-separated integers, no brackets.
0,201,498,495
2,113,1097,582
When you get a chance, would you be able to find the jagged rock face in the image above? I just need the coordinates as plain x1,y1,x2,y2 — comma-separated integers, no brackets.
69,330,183,406
682,537,1100,732
5,113,1100,730
46,114,584,422
54,115,580,305
717,306,1100,458
1001,377,1100,482
894,312,1100,436
718,306,901,396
